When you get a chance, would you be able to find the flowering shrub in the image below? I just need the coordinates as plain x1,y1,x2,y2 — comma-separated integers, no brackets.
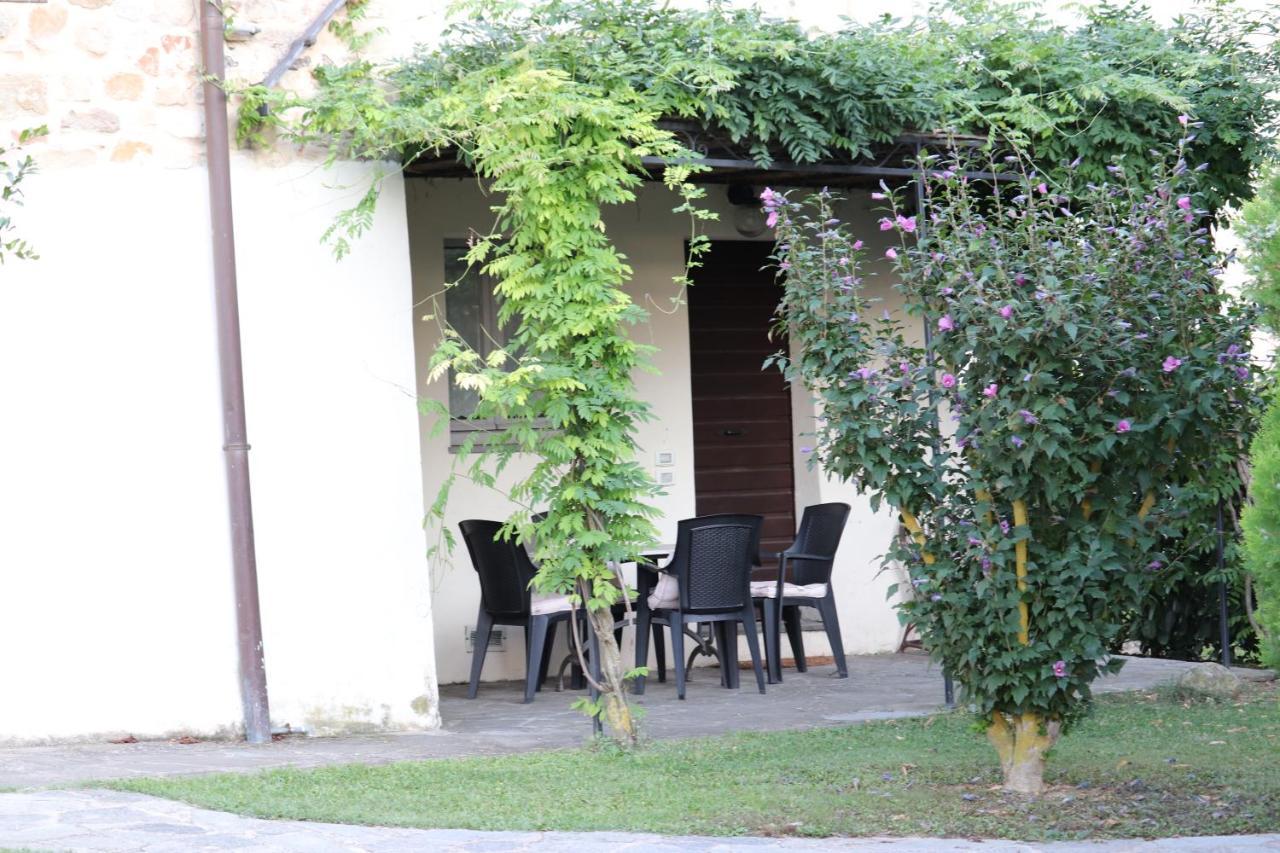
769,132,1256,793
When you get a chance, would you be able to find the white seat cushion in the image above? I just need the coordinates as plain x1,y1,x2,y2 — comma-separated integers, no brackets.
530,591,574,615
750,580,829,599
647,573,680,609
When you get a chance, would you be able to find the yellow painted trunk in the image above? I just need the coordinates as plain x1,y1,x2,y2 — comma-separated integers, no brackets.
987,712,1061,795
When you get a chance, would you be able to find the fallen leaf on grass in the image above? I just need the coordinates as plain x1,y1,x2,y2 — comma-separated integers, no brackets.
172,735,200,745
108,735,137,744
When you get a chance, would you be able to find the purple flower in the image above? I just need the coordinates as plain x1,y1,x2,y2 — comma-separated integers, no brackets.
896,214,917,233
1018,409,1038,425
855,366,877,381
1178,114,1189,127
1116,419,1132,434
999,519,1011,535
1015,273,1028,287
899,361,911,374
983,383,998,398
1236,366,1250,381
879,217,894,231
1037,182,1048,194
871,191,886,200
938,314,955,332
941,286,955,296
1053,660,1067,678
1023,373,1033,382
838,256,849,266
779,261,791,271
885,247,898,260
766,211,779,228
760,187,780,208
930,593,943,602
981,557,992,573
999,305,1013,319
968,536,983,547
1162,356,1183,373
853,240,864,250
941,373,957,389
1176,196,1191,211
1147,560,1163,571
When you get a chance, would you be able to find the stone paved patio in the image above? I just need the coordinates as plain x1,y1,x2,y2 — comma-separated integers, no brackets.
0,653,1254,790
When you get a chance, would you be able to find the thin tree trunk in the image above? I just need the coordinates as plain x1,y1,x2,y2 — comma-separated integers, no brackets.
587,605,637,744
987,712,1061,795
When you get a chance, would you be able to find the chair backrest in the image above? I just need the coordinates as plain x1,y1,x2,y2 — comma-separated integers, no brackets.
459,519,536,617
787,502,851,585
694,512,764,566
668,514,762,613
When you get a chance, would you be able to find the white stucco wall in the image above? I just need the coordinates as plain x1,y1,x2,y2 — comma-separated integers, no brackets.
0,157,436,742
407,179,913,686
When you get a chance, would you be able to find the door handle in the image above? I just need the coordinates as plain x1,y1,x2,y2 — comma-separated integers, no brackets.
722,428,745,437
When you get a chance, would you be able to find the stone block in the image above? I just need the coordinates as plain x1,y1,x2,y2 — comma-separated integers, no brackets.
61,108,120,133
153,81,192,106
1174,662,1242,699
0,74,47,117
110,140,152,162
105,73,144,100
28,4,69,40
60,74,94,102
74,24,109,56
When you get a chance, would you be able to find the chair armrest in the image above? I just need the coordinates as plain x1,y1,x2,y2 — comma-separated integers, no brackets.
780,552,831,562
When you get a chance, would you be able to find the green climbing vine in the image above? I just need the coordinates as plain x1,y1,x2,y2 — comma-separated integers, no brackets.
232,0,1278,743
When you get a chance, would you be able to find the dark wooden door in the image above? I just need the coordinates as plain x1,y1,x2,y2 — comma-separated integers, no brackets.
687,241,796,556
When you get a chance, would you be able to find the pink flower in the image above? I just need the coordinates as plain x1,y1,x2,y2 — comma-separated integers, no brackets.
838,256,849,266
1178,114,1190,127
1053,660,1067,678
983,384,998,398
941,373,957,389
1162,356,1183,373
1116,419,1131,434
766,211,778,228
879,217,894,231
937,314,955,332
871,192,886,200
1177,196,1191,210
896,214,917,233
999,305,1013,319
852,240,864,250
1037,182,1048,194
1015,273,1028,286
885,247,898,260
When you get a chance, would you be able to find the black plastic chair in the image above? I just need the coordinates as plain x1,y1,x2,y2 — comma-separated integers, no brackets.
754,503,852,683
459,519,573,703
635,515,766,699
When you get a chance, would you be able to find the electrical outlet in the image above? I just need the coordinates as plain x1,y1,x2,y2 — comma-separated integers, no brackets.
465,626,506,653
657,470,675,486
655,450,675,467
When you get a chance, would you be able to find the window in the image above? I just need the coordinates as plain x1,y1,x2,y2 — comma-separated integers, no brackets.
443,242,519,452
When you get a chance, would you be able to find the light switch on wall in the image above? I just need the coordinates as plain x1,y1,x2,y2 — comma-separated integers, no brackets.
657,470,676,486
655,450,675,467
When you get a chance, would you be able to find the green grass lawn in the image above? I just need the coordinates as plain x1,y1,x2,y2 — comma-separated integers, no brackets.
108,685,1280,842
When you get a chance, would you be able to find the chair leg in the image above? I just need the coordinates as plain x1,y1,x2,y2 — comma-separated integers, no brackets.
634,607,651,695
669,616,687,700
467,609,493,699
524,615,550,703
784,605,807,672
537,620,558,691
653,625,667,683
762,598,782,684
720,621,740,689
740,606,767,694
816,594,848,678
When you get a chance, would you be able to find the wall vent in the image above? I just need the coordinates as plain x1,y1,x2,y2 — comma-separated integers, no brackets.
465,626,507,653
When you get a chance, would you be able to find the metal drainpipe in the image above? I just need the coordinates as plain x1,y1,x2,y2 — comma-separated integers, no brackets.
199,0,272,744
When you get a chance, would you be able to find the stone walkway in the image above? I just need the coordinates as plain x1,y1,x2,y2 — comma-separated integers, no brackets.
1,789,1278,853
0,654,1266,790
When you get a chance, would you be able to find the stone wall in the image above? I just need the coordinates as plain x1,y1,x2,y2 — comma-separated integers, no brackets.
0,0,413,168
